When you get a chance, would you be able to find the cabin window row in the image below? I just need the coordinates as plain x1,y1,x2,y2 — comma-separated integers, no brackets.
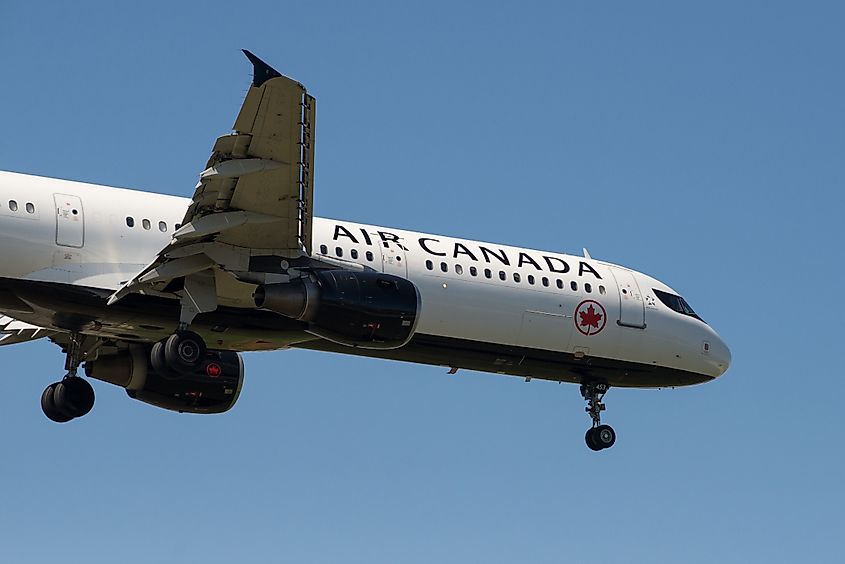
425,260,606,294
318,244,376,263
126,217,181,232
7,200,36,214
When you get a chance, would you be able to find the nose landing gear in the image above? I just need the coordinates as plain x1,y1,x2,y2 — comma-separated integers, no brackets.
581,382,616,451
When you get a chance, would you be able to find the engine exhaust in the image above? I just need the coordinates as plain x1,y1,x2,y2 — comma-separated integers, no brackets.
253,278,320,321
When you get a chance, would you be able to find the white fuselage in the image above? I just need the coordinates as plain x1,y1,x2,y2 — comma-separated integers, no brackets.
0,170,730,385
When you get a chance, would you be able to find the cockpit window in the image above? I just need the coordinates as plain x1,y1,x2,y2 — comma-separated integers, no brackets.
653,289,703,321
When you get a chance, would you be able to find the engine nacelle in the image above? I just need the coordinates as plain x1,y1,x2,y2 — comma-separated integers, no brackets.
85,345,244,414
254,270,420,349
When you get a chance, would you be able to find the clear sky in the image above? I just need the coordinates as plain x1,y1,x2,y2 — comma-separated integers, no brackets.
1,1,843,562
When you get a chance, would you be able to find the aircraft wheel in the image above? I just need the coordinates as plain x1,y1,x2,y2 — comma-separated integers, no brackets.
41,383,72,423
593,424,616,450
164,331,207,372
585,428,602,451
150,340,179,379
54,377,95,418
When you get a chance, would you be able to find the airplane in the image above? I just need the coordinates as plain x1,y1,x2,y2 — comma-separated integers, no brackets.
0,50,730,451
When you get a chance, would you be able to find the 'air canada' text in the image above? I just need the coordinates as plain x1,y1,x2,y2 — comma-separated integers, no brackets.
331,224,602,279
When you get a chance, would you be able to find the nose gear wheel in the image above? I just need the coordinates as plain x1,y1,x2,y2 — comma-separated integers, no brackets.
580,382,616,451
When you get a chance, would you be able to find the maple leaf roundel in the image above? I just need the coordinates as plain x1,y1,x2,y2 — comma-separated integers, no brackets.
574,300,607,336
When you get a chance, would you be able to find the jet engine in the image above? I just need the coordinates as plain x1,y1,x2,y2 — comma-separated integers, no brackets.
85,345,244,414
254,270,420,349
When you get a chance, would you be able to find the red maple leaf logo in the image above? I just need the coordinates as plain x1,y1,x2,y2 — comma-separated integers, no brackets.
579,304,603,330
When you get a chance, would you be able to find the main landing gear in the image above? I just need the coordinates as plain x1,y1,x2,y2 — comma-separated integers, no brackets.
41,334,96,423
149,286,212,377
150,330,207,377
40,328,211,423
581,382,616,451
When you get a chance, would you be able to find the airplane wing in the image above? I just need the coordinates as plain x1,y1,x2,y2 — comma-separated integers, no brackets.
108,51,316,309
0,315,55,346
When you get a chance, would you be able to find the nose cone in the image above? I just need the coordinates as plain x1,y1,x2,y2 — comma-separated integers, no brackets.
708,334,732,378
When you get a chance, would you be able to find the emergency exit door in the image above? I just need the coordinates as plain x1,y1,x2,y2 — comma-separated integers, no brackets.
379,241,408,278
54,194,84,248
610,267,645,328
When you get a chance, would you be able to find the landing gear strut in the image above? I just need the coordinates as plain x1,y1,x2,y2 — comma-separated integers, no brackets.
149,275,213,377
149,285,212,377
581,382,616,451
41,333,97,423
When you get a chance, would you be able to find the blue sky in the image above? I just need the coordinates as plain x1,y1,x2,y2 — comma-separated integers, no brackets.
1,1,843,562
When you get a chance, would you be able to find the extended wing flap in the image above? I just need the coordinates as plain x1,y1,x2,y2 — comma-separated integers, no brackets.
108,51,317,307
180,55,315,255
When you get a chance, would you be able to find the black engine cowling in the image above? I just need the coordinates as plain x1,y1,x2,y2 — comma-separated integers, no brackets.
254,270,420,349
85,345,244,414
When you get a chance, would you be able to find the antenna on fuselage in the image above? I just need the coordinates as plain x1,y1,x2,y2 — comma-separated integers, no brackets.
583,248,592,259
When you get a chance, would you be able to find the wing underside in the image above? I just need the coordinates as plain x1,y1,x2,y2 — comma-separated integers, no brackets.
0,315,54,346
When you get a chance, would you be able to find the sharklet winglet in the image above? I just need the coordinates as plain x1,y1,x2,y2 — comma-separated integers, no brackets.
242,49,282,87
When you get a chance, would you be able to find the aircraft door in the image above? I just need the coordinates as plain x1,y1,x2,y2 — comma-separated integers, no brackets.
54,194,84,248
378,239,408,278
609,267,645,328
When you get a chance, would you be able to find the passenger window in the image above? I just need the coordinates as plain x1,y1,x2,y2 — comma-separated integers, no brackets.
319,244,328,254
426,260,434,270
26,202,35,214
335,247,343,257
484,268,492,279
9,200,18,212
513,273,521,283
528,275,535,285
175,223,181,230
366,251,374,261
585,283,592,293
499,270,506,281
158,221,167,232
470,266,478,276
599,285,606,295
542,277,549,287
440,262,448,272
556,279,564,289
142,219,151,230
455,264,463,275
126,216,134,228
351,249,359,259
571,281,578,291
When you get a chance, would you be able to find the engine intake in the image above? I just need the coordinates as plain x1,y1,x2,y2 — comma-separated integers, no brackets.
85,345,244,414
255,270,420,349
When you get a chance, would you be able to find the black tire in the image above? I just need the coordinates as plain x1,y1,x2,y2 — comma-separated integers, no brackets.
164,331,207,372
54,377,95,418
150,340,177,379
585,428,602,451
41,383,72,423
594,424,616,449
